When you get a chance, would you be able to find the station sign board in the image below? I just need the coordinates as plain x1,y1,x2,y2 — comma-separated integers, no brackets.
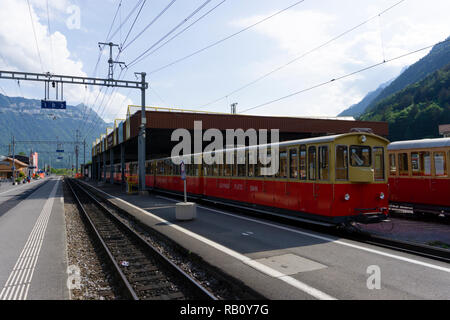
41,100,66,110
180,161,186,181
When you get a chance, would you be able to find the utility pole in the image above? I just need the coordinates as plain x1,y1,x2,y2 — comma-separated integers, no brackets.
75,129,80,174
0,44,147,187
98,42,125,80
83,139,86,169
136,72,146,194
231,102,238,114
12,136,15,182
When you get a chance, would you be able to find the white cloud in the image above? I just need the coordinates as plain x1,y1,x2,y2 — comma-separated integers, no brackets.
0,0,133,124
229,1,450,117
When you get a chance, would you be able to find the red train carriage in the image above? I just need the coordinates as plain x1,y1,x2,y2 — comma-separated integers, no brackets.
113,163,122,183
388,137,450,216
124,161,138,186
145,132,389,225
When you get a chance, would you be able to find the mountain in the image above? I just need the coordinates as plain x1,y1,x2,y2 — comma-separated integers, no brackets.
338,78,393,117
0,93,110,168
339,37,450,117
359,63,450,141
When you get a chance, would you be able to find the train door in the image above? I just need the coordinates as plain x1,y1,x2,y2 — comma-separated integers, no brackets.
274,148,288,209
286,147,299,210
431,151,448,206
316,145,332,216
307,146,317,213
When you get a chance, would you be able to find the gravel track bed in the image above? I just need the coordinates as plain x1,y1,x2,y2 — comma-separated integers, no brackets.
79,182,260,300
64,179,120,300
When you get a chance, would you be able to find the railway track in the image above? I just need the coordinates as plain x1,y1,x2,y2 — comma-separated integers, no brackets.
66,179,217,300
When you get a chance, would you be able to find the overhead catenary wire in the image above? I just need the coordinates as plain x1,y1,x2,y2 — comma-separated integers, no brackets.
127,0,307,70
25,0,44,73
79,0,146,135
121,0,178,51
84,0,186,141
108,0,145,42
198,0,407,108
239,41,447,114
125,0,216,65
120,0,148,49
77,0,124,134
81,0,155,138
134,0,227,61
45,0,54,72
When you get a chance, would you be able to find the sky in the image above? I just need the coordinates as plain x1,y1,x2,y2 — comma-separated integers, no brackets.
0,0,449,127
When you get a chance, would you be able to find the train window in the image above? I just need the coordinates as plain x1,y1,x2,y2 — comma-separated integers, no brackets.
289,148,299,179
248,152,255,177
237,151,246,177
350,146,371,167
336,145,348,180
218,163,224,177
411,152,431,176
398,153,409,176
224,160,232,177
276,149,288,178
373,147,385,181
318,146,329,180
193,164,199,177
145,162,151,174
299,145,307,180
433,152,447,177
149,162,154,175
164,160,171,175
212,162,218,176
308,146,316,180
389,154,397,176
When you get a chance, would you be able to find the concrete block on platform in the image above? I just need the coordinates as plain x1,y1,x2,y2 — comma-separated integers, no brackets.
176,202,197,221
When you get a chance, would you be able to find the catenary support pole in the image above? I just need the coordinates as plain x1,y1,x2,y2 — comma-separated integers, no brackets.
137,72,147,194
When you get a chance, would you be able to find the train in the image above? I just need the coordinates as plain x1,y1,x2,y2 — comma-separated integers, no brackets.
102,132,390,225
98,134,450,223
388,137,450,216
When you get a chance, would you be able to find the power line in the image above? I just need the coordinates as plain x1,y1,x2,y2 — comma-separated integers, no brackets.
46,0,54,72
199,0,407,108
25,0,44,72
239,41,446,114
80,0,150,136
121,0,148,49
126,0,215,66
108,0,145,41
136,0,307,73
84,0,182,141
132,0,227,63
78,0,128,134
122,0,178,52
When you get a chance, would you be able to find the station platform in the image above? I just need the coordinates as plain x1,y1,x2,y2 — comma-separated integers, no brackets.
0,177,68,300
81,180,450,300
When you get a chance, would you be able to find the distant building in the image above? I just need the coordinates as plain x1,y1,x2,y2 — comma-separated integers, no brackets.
29,152,38,175
439,124,450,137
0,157,28,179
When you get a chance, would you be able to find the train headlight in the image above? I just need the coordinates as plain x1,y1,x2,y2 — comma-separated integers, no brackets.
344,193,350,201
360,135,367,143
380,192,385,200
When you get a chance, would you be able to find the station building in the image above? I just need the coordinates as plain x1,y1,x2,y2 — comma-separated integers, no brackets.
90,106,389,185
0,156,28,179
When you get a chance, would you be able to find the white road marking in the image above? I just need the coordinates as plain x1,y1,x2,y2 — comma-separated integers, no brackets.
80,182,336,300
0,179,59,300
155,195,450,273
0,179,43,196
